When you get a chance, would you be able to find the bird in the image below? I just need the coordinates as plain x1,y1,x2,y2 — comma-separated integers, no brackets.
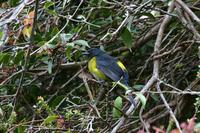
84,48,135,105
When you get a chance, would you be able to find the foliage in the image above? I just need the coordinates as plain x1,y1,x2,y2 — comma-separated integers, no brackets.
0,0,200,132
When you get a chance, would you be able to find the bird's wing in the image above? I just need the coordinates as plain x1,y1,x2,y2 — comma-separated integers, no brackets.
96,54,127,83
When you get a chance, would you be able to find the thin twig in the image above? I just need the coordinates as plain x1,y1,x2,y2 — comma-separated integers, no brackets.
176,0,200,25
156,82,182,132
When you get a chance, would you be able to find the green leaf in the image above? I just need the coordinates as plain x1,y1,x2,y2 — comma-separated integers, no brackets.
60,33,74,43
150,93,159,101
73,40,90,47
116,82,129,91
47,10,57,16
76,15,85,20
195,123,200,132
74,50,82,61
17,126,26,133
66,42,74,47
66,46,73,61
138,12,155,20
127,16,134,31
47,60,53,74
135,92,147,108
8,0,19,7
0,30,3,39
48,27,59,39
8,111,17,124
49,96,65,108
113,96,122,118
14,51,24,65
0,53,11,65
121,27,132,49
48,43,56,49
44,1,55,10
133,84,144,90
0,107,3,117
44,115,58,124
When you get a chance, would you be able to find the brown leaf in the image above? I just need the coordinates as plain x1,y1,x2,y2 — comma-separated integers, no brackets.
170,129,180,133
22,11,35,38
152,126,166,133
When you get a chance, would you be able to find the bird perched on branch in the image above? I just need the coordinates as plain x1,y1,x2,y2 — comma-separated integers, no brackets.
84,48,135,105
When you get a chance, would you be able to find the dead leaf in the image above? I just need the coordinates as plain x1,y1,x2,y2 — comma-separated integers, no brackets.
22,11,35,38
152,126,166,133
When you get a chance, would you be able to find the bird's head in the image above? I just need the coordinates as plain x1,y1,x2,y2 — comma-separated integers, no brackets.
83,48,105,57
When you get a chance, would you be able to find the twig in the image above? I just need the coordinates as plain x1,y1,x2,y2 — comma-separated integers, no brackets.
156,82,182,132
0,24,8,50
153,1,183,132
111,76,156,133
83,77,101,118
0,0,35,26
139,102,150,133
111,1,176,132
112,10,130,36
0,69,24,85
176,0,200,25
13,0,39,111
100,10,129,41
30,0,84,55
60,61,87,69
175,3,200,40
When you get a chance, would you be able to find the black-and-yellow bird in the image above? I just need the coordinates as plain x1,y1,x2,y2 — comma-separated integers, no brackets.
85,48,128,85
84,48,134,104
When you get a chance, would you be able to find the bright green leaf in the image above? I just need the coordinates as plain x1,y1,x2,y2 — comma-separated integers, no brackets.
113,96,122,118
135,92,147,108
74,40,90,47
47,10,57,16
66,42,74,47
121,27,132,49
60,33,74,43
44,115,58,124
66,46,73,61
17,126,26,133
116,82,129,91
0,30,3,39
44,1,55,9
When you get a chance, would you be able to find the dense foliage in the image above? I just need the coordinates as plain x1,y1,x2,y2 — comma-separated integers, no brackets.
0,0,200,132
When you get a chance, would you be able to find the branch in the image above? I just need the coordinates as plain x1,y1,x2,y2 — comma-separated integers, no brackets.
156,82,182,132
176,0,200,25
111,1,176,132
0,0,35,26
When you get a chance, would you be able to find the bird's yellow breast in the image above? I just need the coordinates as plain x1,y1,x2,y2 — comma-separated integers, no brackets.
88,57,107,80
